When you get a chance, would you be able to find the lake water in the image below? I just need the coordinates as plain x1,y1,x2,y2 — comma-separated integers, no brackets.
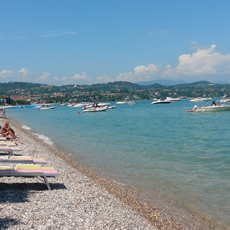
5,100,230,228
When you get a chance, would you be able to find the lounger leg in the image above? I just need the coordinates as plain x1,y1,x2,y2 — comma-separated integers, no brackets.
43,176,51,190
9,149,13,156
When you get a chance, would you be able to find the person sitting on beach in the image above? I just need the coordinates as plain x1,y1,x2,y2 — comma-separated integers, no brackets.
2,108,6,116
0,121,19,141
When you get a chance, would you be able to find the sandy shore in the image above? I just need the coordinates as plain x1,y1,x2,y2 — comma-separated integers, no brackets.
0,117,217,230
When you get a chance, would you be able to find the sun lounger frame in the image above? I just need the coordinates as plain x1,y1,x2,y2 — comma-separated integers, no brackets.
0,156,47,165
0,146,22,156
0,165,59,190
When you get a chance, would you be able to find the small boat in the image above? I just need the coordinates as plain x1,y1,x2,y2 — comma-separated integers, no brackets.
72,103,86,107
39,105,55,110
116,97,135,105
108,105,115,109
127,101,136,105
188,104,230,112
98,102,110,106
116,101,128,104
166,97,181,101
219,95,230,103
190,97,212,102
83,107,107,112
151,99,171,104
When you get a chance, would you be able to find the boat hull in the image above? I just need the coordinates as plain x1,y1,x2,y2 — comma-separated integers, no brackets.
193,105,230,112
83,107,107,112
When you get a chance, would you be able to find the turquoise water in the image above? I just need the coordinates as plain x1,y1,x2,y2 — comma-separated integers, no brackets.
6,100,230,227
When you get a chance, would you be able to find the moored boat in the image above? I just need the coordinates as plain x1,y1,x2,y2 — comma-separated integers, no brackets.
116,101,128,104
190,97,212,102
188,104,230,112
166,97,181,101
151,99,171,104
39,104,55,110
83,107,107,112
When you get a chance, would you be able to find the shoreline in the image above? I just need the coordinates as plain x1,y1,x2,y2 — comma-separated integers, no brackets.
0,117,217,229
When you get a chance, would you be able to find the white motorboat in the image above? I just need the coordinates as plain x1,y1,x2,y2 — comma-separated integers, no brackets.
127,101,136,105
166,97,181,101
39,104,55,110
73,103,86,107
190,97,212,102
151,99,171,104
219,96,230,102
188,104,230,112
108,105,115,109
83,107,107,112
98,102,110,106
116,101,128,104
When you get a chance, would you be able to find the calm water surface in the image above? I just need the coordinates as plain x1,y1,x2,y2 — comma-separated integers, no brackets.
6,100,230,227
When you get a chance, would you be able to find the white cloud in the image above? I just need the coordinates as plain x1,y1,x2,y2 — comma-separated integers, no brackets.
71,72,89,81
68,72,91,84
54,72,91,85
115,64,158,82
53,76,59,81
0,69,13,78
162,44,230,78
18,67,29,77
36,72,49,82
96,74,114,83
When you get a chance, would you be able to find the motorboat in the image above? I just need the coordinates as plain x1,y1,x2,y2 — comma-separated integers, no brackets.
166,97,181,101
98,102,110,106
127,101,136,105
108,105,115,109
188,104,230,112
190,97,212,102
72,103,86,107
219,95,230,103
83,107,107,112
39,104,55,110
116,101,128,104
151,99,171,104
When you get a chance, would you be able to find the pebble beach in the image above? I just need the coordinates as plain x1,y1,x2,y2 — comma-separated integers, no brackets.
0,117,217,230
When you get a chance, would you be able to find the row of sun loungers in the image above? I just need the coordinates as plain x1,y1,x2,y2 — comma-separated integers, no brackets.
0,137,59,190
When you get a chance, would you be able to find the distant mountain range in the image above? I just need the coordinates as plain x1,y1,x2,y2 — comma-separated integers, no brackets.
137,79,187,86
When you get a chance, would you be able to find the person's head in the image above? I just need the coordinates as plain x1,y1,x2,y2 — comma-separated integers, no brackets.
4,121,9,128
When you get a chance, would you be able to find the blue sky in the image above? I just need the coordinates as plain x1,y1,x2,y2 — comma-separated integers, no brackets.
1,0,230,85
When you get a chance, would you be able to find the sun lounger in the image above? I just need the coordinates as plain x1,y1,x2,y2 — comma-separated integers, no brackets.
0,155,47,164
0,141,17,146
0,164,59,190
0,146,22,155
0,137,7,141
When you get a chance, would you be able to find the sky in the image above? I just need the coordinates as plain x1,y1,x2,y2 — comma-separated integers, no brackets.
1,0,230,86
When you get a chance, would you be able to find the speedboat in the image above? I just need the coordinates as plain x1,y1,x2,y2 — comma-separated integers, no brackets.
108,105,115,109
39,104,55,110
98,102,110,106
73,103,86,107
83,107,107,112
166,97,181,101
190,97,212,102
127,101,136,105
188,104,230,112
151,99,171,104
116,101,128,104
219,95,230,102
116,97,134,104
